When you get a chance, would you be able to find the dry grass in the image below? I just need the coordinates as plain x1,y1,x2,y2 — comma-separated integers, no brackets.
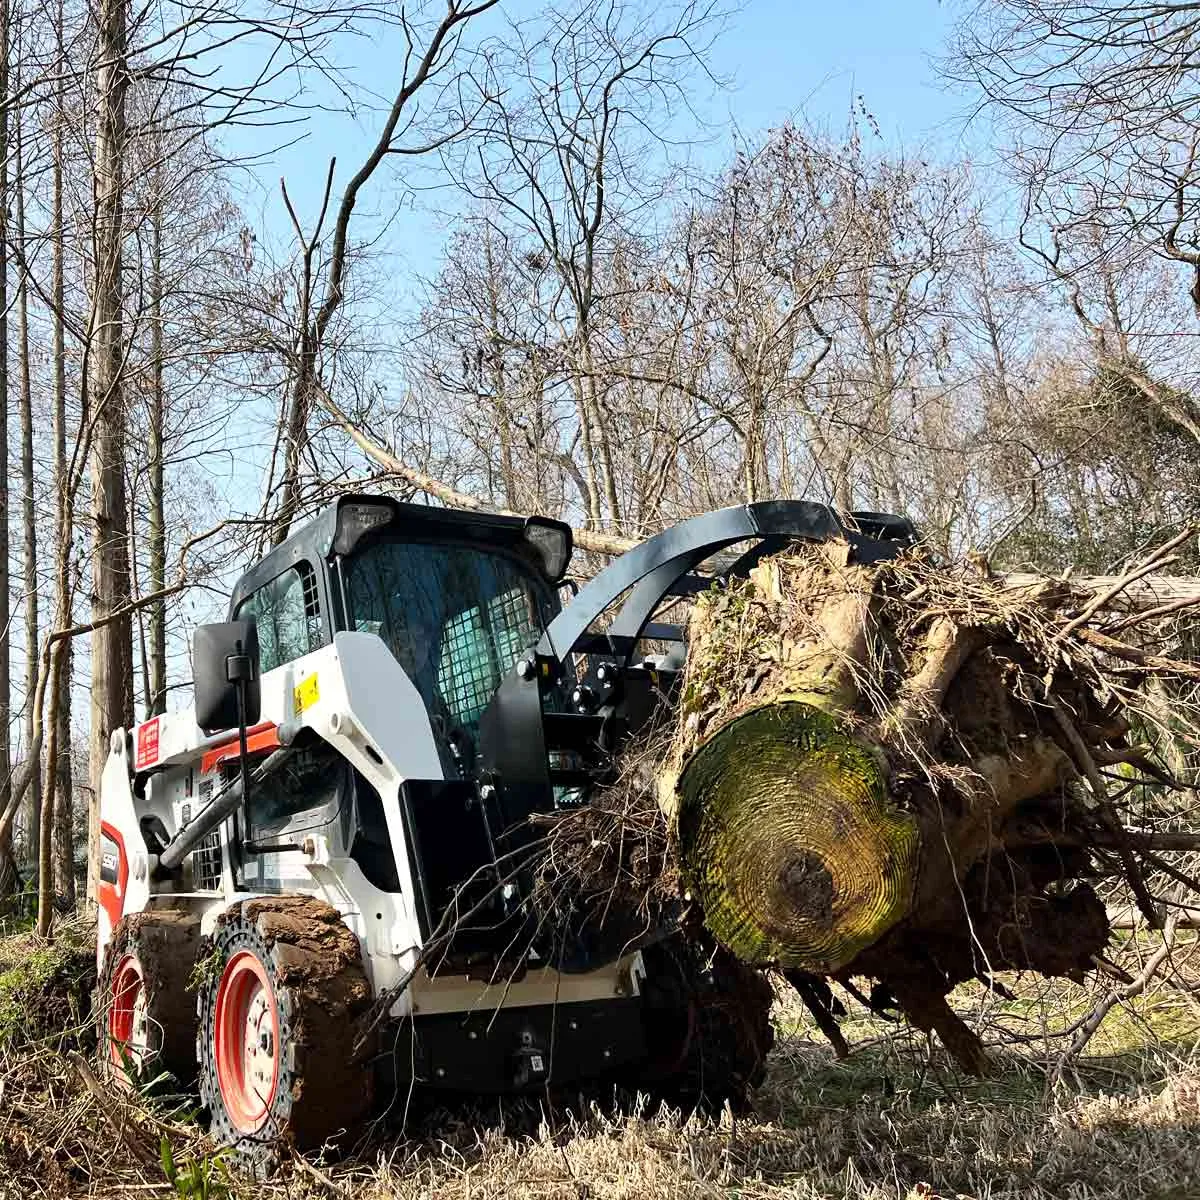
5,936,1200,1200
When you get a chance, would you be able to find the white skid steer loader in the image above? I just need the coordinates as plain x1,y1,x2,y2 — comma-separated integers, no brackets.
94,495,910,1166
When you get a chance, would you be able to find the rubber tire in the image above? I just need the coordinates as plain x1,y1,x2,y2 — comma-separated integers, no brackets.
637,938,775,1112
96,910,202,1088
196,897,374,1173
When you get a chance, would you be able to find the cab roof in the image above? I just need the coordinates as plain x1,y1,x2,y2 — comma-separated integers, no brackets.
228,494,569,616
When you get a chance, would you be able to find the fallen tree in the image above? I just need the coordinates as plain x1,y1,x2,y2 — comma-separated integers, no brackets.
316,411,1200,1072
539,528,1200,1076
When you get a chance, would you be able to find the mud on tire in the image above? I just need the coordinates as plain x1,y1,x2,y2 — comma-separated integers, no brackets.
196,896,374,1172
96,910,202,1087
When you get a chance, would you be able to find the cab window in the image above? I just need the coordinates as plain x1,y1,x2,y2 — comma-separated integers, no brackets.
342,540,553,735
236,562,322,672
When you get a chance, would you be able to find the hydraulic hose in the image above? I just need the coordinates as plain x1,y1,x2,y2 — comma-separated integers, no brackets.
153,722,299,877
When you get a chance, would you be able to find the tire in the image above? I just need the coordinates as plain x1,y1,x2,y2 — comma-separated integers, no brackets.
196,896,374,1172
637,937,775,1112
96,910,202,1088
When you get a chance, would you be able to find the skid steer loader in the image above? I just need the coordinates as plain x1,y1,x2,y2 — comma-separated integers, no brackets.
95,495,911,1164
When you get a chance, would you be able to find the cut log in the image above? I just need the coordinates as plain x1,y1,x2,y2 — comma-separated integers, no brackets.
649,540,1187,1074
677,701,919,973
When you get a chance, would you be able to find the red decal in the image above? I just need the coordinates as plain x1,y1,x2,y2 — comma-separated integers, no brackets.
98,821,128,930
135,717,160,771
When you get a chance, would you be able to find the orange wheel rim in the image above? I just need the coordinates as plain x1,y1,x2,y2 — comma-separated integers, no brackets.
213,950,280,1133
109,954,148,1068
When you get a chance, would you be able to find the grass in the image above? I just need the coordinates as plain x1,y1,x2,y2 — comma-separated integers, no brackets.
4,927,1200,1199
344,991,1200,1200
0,913,94,1048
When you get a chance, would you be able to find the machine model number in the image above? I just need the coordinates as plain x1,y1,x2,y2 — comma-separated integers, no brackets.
99,831,121,885
135,717,160,770
294,673,320,713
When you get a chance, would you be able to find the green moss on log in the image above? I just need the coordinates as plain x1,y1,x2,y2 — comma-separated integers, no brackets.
676,701,919,973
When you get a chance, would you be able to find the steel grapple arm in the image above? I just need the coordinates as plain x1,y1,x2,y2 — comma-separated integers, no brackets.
477,500,913,797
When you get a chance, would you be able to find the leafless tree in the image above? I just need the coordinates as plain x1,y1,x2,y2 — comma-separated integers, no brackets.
261,0,502,546
950,3,1200,313
443,0,723,538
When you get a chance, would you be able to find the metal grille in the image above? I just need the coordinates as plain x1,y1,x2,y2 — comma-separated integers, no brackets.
300,562,320,619
299,562,322,655
191,780,222,891
489,587,538,665
193,828,222,891
435,587,540,728
437,610,493,726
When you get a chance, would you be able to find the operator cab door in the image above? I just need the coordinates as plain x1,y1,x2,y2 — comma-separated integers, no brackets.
230,558,398,893
338,535,562,940
232,558,335,839
338,538,560,775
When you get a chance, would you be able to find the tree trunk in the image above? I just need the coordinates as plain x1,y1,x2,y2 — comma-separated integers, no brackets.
52,638,74,906
0,0,14,901
87,0,133,907
657,544,1132,1074
15,89,39,876
147,193,166,716
50,0,73,908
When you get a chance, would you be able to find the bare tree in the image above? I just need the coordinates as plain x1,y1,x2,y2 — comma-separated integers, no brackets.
85,0,133,905
260,0,501,545
950,3,1200,313
446,0,722,537
0,0,13,900
51,0,74,906
15,51,38,876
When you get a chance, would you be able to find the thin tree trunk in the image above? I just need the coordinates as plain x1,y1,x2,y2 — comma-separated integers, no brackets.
50,0,73,905
578,334,621,531
0,0,15,900
269,240,314,548
568,376,602,529
15,90,39,876
52,639,74,905
87,0,133,907
147,195,166,715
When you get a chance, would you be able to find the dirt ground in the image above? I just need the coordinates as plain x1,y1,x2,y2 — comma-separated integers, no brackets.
4,923,1200,1200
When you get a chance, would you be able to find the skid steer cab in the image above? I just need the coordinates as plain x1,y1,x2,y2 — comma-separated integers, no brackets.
94,493,913,1166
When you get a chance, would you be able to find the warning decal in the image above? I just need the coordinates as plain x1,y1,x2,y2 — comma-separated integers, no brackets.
135,717,160,771
294,673,320,713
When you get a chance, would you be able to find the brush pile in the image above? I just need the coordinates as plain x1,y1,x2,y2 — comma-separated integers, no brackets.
538,529,1200,1074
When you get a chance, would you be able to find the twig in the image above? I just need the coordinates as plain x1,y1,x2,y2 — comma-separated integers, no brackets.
1051,913,1179,1084
1107,593,1200,631
1057,552,1183,639
1073,627,1200,680
292,1151,348,1196
1047,696,1161,927
66,1051,156,1168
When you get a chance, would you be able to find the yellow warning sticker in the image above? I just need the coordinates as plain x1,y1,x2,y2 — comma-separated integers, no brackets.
294,673,320,713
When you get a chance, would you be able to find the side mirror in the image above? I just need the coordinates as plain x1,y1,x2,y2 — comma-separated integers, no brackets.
193,621,261,735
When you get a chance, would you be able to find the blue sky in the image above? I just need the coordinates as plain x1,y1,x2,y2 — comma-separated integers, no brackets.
230,0,971,282
703,0,961,148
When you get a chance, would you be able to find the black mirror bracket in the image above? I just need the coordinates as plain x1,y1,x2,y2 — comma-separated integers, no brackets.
228,641,255,818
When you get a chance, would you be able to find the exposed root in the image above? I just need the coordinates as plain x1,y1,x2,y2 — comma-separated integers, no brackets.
529,529,1200,1076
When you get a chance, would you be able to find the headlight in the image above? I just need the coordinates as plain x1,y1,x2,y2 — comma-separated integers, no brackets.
524,518,573,582
333,501,394,554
